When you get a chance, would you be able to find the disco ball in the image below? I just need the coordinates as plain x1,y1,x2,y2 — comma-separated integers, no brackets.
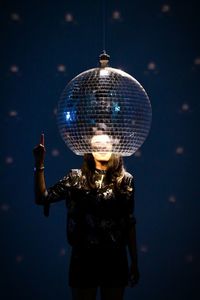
57,53,152,156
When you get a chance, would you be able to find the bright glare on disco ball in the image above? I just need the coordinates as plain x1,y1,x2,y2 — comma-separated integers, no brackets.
57,53,152,156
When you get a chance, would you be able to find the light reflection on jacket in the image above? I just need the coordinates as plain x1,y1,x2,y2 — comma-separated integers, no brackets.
43,169,136,249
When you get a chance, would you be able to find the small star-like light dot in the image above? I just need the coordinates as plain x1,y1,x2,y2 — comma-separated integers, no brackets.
10,65,19,73
161,4,171,13
10,13,21,21
185,254,194,263
51,149,60,157
65,13,74,22
147,62,157,70
140,245,148,253
134,150,142,158
59,248,66,256
168,195,176,203
176,147,184,155
16,255,24,263
1,203,10,211
9,110,18,117
181,103,189,112
57,64,66,72
5,156,14,164
112,10,121,20
194,57,200,65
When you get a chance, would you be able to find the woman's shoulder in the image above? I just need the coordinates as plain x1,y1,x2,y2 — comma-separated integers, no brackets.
57,169,82,182
69,169,82,177
65,169,87,188
123,170,133,181
121,171,134,189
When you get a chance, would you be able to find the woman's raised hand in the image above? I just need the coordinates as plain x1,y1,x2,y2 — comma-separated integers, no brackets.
33,134,46,167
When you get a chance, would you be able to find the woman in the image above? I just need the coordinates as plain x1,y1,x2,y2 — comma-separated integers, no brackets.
33,133,139,300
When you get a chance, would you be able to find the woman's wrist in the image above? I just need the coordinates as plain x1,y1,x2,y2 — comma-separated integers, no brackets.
34,163,45,171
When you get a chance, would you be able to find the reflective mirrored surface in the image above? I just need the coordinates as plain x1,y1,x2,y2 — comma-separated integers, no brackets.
57,67,152,156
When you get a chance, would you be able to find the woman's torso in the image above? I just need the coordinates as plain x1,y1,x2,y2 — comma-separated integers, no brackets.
66,169,132,249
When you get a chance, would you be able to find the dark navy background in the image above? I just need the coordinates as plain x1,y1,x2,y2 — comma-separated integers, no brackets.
1,0,200,299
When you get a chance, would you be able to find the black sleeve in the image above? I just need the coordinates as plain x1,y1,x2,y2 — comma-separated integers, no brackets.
42,170,75,217
123,173,137,227
44,176,71,203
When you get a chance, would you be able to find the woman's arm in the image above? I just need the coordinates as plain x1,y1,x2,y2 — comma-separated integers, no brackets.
33,134,71,206
124,173,140,286
127,223,138,265
34,166,47,205
33,134,47,205
127,223,140,286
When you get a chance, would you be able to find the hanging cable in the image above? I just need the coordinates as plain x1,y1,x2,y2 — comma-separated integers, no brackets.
102,0,106,53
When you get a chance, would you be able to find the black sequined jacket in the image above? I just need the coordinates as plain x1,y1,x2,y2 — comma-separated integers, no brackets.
43,169,136,249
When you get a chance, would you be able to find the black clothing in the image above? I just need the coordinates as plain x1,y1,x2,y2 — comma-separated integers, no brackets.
71,286,125,300
43,169,136,287
69,245,129,288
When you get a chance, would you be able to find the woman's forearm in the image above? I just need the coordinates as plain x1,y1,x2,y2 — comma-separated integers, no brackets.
34,165,47,205
127,224,138,264
33,134,47,205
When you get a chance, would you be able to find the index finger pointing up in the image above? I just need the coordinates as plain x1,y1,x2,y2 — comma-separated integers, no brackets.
40,133,44,146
